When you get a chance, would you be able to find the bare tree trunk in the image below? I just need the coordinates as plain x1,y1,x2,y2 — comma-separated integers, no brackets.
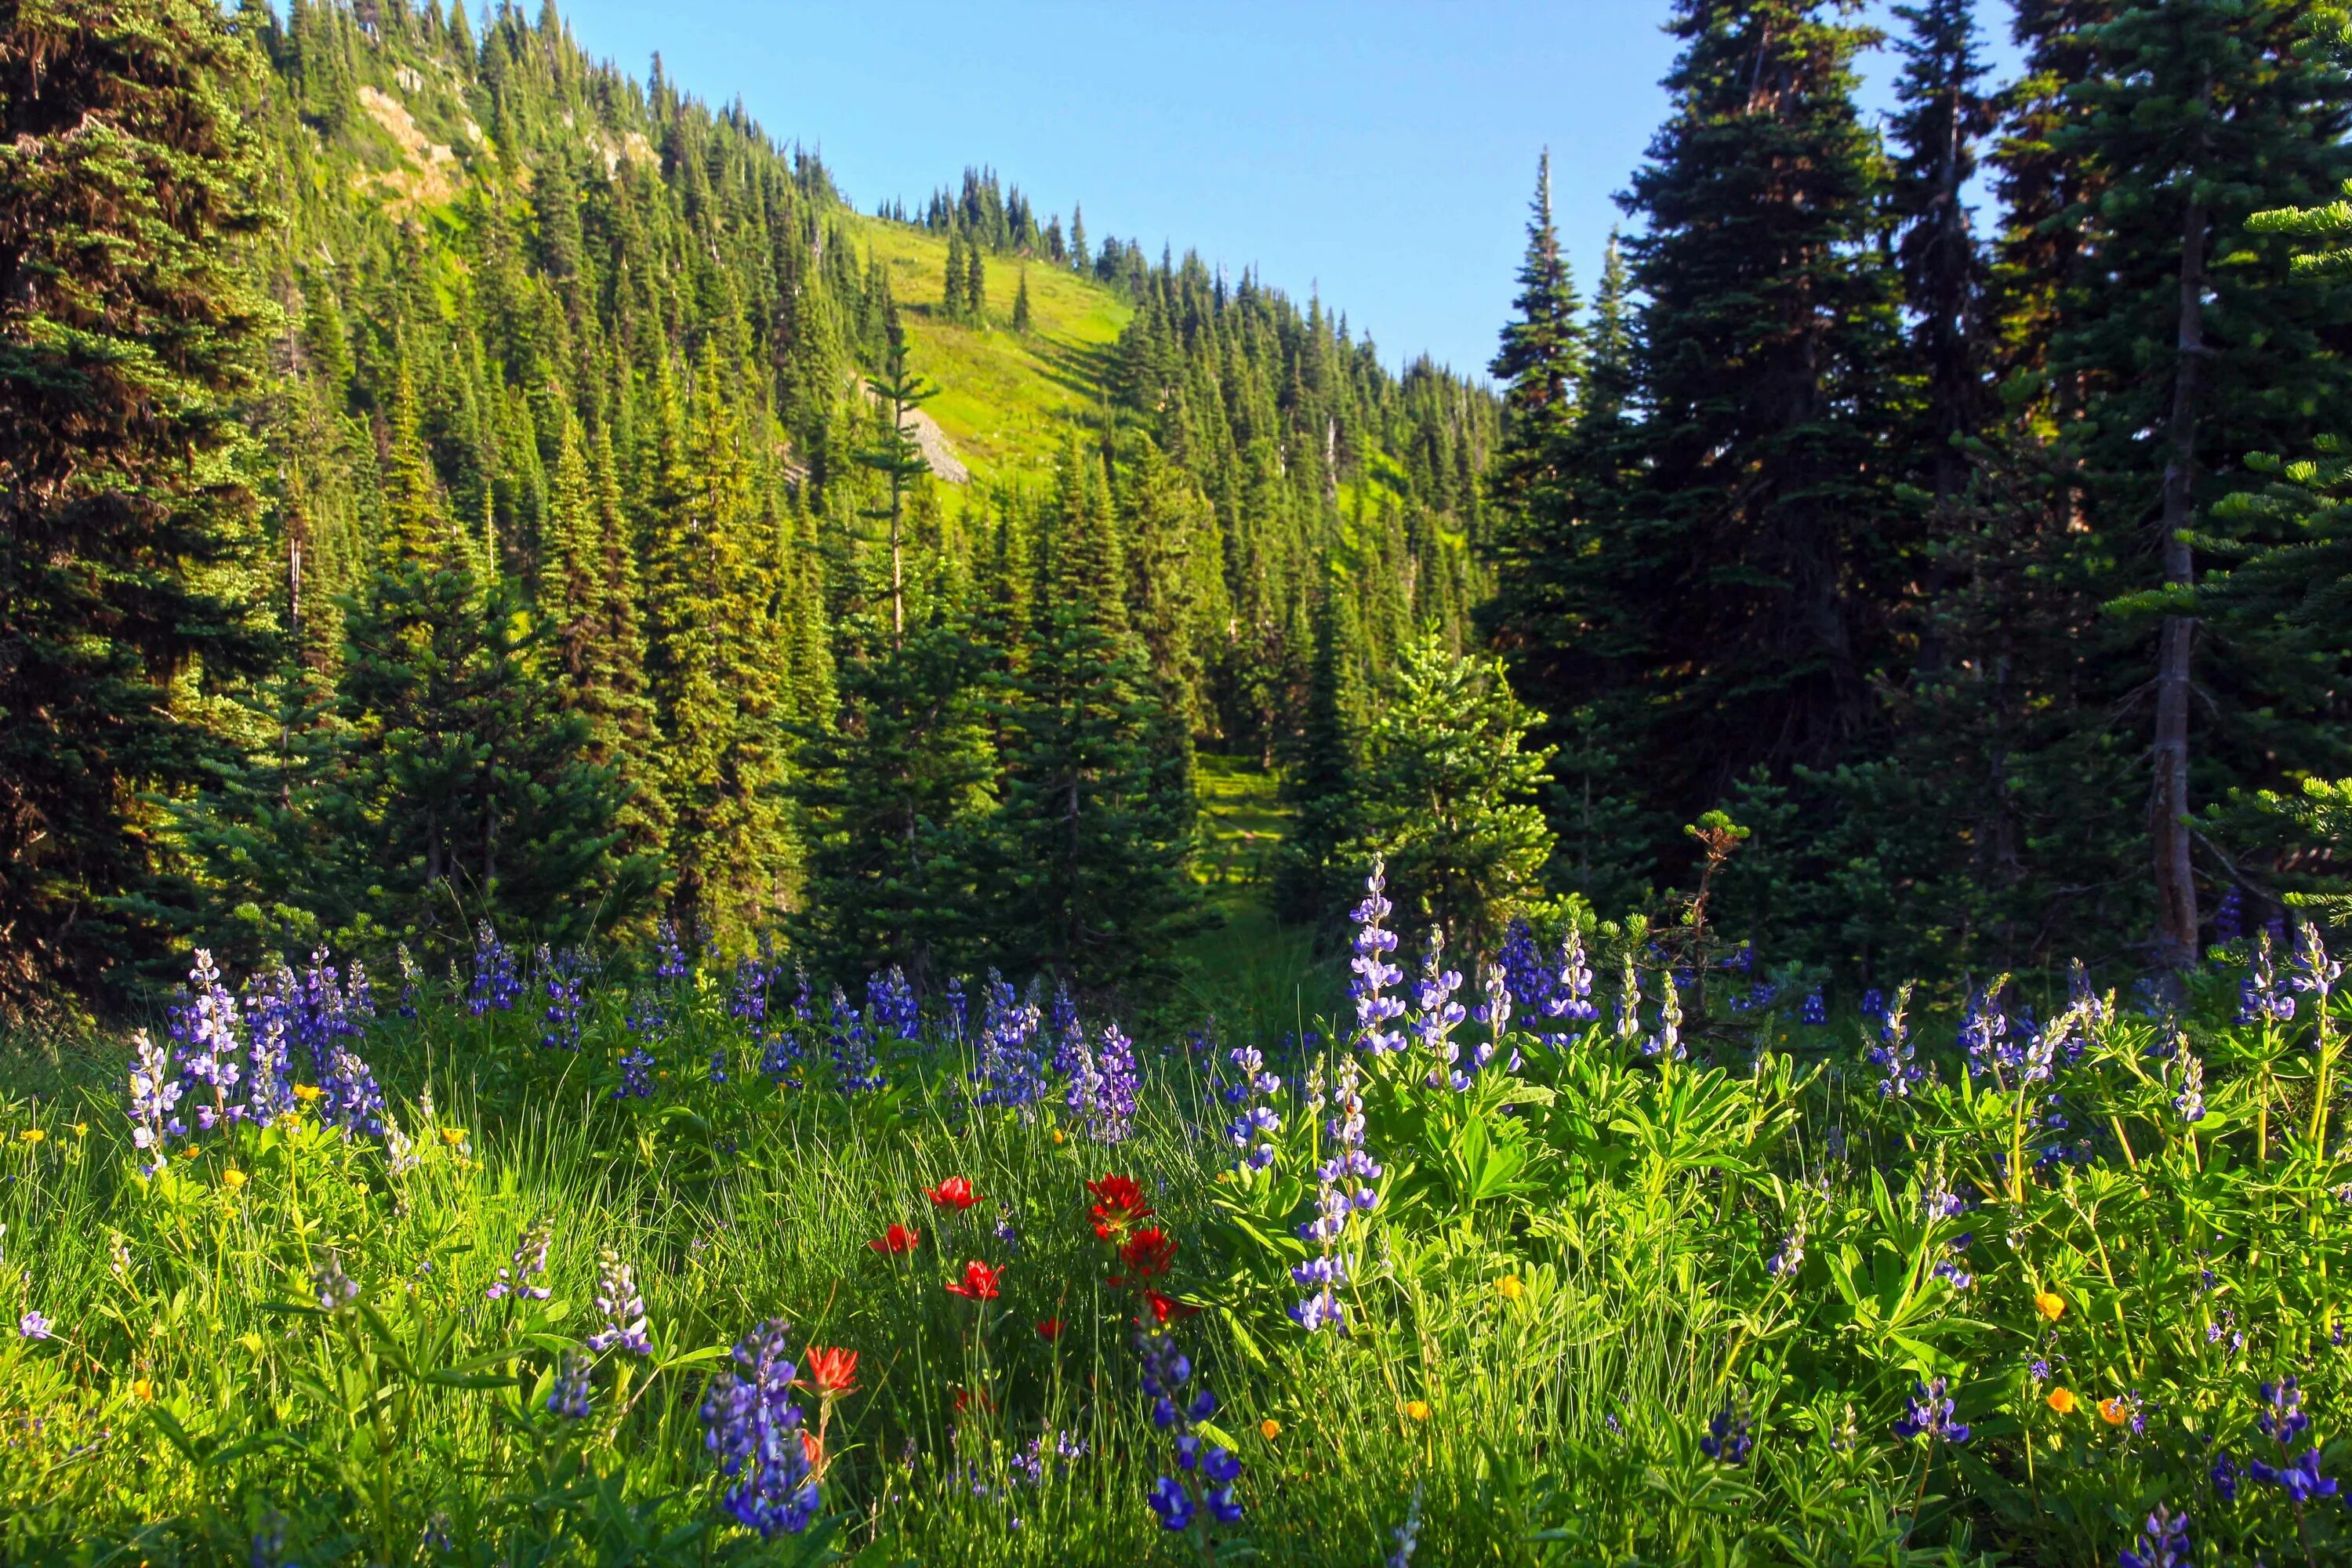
2151,119,2209,971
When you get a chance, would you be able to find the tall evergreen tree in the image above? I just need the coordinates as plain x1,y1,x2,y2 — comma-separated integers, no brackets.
1500,0,1904,891
856,317,940,645
997,441,1198,997
1486,151,1582,510
1272,569,1367,926
0,0,275,1011
2049,1,2352,966
1011,267,1033,334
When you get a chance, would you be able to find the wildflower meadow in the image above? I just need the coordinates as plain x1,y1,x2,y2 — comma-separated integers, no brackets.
0,873,2344,1565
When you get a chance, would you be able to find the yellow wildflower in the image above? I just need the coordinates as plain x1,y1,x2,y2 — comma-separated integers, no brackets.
1260,1418,1281,1440
1052,1127,1065,1145
2046,1387,2078,1415
131,1378,154,1402
220,1168,247,1190
292,1084,323,1103
1499,1275,1526,1301
1405,1400,1431,1423
439,1127,466,1146
2034,1290,2065,1322
18,1128,44,1145
2098,1396,2132,1426
71,1123,88,1138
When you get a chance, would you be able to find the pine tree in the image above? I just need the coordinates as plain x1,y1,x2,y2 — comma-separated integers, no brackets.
856,316,941,644
943,228,968,319
1272,569,1367,927
1069,203,1089,272
1504,0,1904,889
1888,0,1994,502
1486,151,1582,510
0,0,276,1011
1011,267,1033,333
795,580,996,987
966,241,987,325
1349,632,1555,953
2051,1,2352,966
997,441,1199,996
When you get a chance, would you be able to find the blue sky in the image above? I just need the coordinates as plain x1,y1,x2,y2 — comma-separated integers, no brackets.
550,1,2024,382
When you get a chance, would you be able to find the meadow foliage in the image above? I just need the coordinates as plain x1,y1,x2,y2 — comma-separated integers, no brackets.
4,877,2350,1565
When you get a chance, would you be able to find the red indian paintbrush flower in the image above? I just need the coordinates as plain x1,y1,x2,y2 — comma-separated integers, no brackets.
927,1176,980,1211
801,1345,859,1397
944,1258,1004,1300
1036,1316,1065,1341
1137,1288,1198,1327
1115,1226,1178,1282
1086,1174,1154,1241
869,1222,923,1254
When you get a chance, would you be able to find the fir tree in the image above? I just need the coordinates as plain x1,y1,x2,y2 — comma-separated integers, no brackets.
966,241,987,325
0,0,275,1011
1349,633,1555,953
1011,267,1033,334
1487,151,1582,509
856,317,941,645
997,441,1199,997
943,228,968,319
1272,570,1367,927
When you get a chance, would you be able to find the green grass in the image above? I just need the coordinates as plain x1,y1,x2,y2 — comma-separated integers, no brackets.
848,218,1131,483
1175,755,1337,1047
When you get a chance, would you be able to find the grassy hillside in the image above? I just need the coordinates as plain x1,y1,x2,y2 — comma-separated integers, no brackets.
848,216,1132,481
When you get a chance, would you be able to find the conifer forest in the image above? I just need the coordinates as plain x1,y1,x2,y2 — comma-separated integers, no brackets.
9,0,2352,1563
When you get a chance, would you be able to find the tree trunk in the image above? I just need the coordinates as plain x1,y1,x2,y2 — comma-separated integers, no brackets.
2151,127,2209,971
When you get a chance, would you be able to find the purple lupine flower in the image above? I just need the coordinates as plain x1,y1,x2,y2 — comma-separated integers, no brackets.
1047,981,1085,1080
828,988,885,1094
1959,986,2020,1079
2174,1050,2206,1124
548,1349,593,1420
126,1028,183,1174
1410,928,1468,1090
699,1319,821,1538
312,1250,361,1312
1799,990,1828,1026
540,947,590,1051
654,920,691,985
1349,863,1406,1054
1541,928,1599,1048
2212,1449,2240,1501
1385,1483,1424,1568
241,972,297,1127
2067,959,2111,1028
468,922,522,1016
1094,1022,1140,1144
486,1220,554,1302
1765,1210,1807,1278
1643,971,1685,1062
2214,885,2246,945
18,1309,52,1341
1613,953,1643,1048
868,967,920,1043
321,1044,387,1138
1892,1377,1969,1445
944,976,970,1046
1223,1041,1282,1172
1293,1054,1380,1332
173,950,244,1132
586,1249,652,1356
1858,988,1886,1020
2292,922,2342,1002
1699,1403,1751,1465
614,1040,656,1099
1496,920,1548,1022
1469,960,1515,1075
1867,982,1924,1098
972,971,1044,1109
2239,931,2296,1025
395,942,424,1019
1135,1320,1242,1532
2118,1505,2191,1568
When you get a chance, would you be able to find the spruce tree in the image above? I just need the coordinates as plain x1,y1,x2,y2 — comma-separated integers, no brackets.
1503,0,1904,887
1350,632,1555,953
943,228,968,319
1012,267,1033,333
0,0,275,1011
2050,1,2352,965
966,241,987,325
856,316,941,644
997,441,1199,997
1273,569,1367,927
1486,151,1582,510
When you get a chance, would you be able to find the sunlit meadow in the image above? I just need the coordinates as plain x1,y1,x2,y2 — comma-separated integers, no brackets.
3,876,2350,1566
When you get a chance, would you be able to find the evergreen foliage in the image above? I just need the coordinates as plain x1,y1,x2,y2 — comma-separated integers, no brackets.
0,0,276,1014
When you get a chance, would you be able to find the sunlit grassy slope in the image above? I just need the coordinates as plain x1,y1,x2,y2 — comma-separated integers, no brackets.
1176,756,1339,1046
845,216,1133,482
